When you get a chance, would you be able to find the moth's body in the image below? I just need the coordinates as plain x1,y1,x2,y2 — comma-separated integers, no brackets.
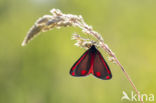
70,45,112,80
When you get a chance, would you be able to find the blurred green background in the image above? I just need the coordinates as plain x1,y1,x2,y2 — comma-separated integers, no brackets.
0,0,156,103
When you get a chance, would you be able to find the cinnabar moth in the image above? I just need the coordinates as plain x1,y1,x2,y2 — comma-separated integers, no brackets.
70,45,112,80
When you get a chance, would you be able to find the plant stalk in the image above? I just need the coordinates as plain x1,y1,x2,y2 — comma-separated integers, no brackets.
101,42,144,103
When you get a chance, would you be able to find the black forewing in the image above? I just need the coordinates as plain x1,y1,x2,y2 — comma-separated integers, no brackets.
93,50,112,80
70,49,92,76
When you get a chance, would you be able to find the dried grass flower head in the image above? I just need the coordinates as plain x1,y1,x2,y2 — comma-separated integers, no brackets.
21,8,144,103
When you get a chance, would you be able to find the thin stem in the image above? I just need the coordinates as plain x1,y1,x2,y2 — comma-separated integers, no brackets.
101,42,144,103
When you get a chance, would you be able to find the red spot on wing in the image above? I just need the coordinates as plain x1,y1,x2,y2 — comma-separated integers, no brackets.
81,70,87,75
95,72,101,77
106,76,110,79
72,72,75,76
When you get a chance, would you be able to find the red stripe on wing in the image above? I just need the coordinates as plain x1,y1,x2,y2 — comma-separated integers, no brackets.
98,52,111,74
71,51,89,71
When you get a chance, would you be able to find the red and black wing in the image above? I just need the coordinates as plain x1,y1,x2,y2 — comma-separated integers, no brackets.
70,45,112,80
70,49,92,76
92,49,112,80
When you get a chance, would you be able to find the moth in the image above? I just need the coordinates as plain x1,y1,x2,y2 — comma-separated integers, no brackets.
70,45,112,80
